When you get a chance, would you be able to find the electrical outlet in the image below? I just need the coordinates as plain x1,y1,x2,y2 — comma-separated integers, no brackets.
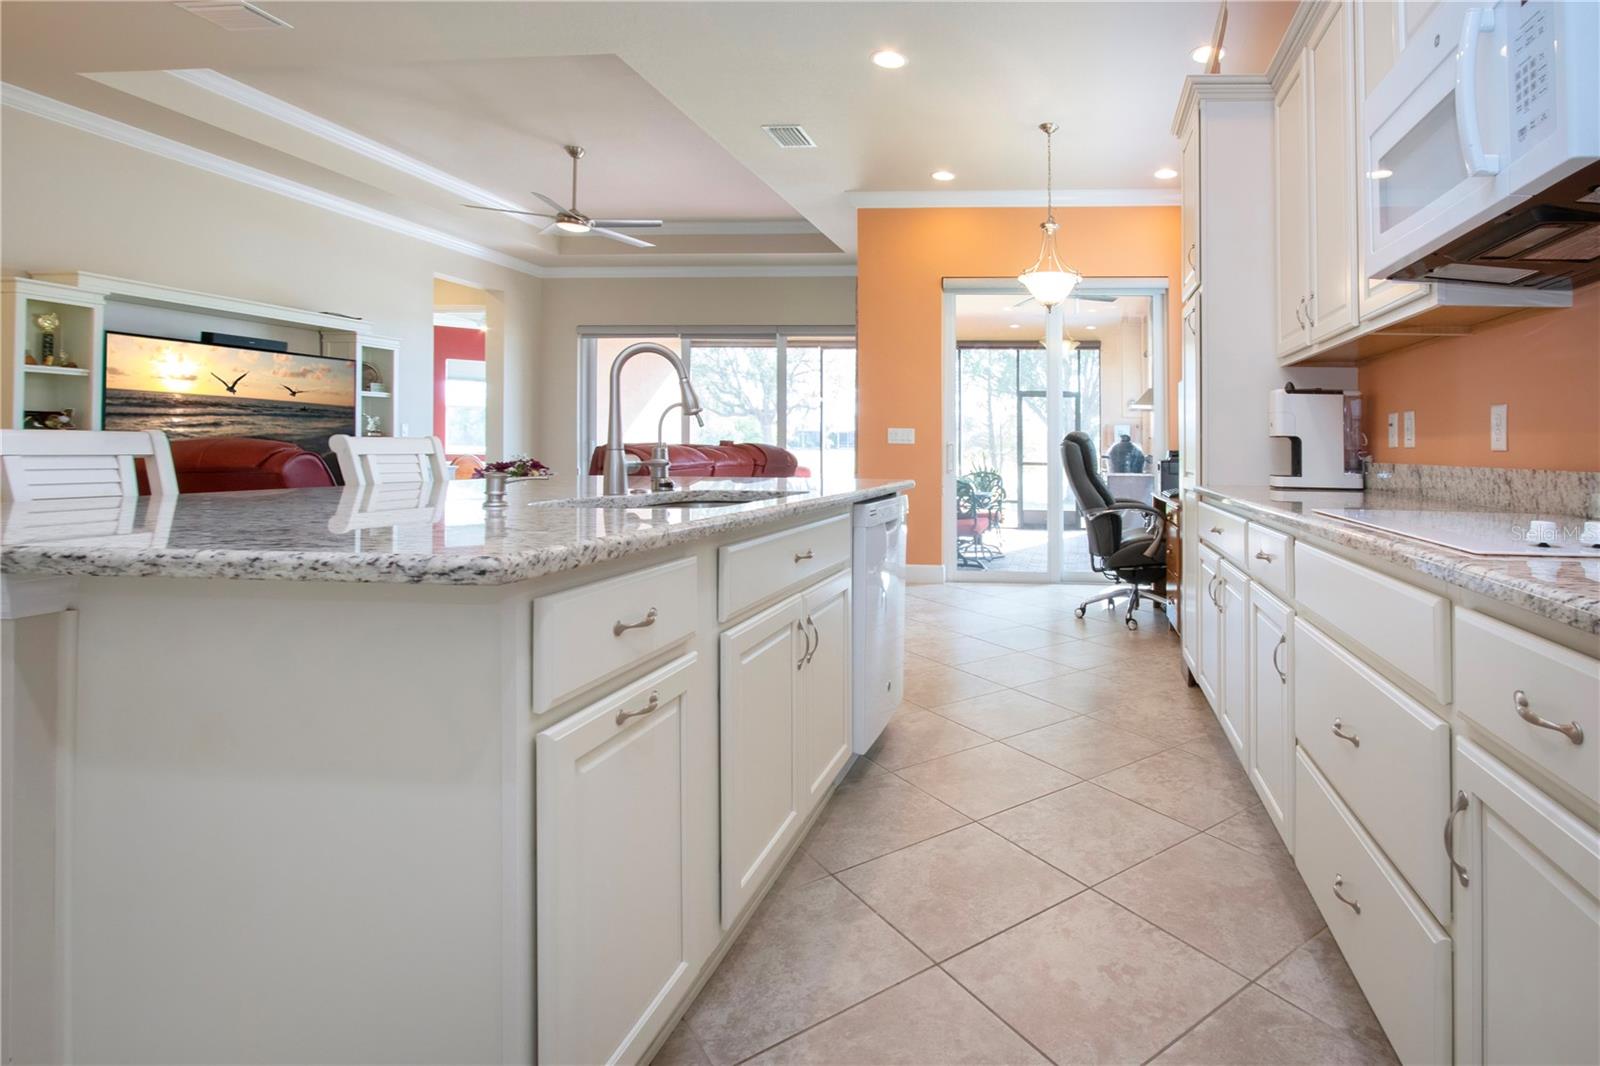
1490,403,1508,451
1403,411,1416,448
887,427,915,445
1387,412,1399,448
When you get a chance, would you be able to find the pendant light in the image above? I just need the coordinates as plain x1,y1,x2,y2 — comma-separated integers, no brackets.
1018,122,1081,309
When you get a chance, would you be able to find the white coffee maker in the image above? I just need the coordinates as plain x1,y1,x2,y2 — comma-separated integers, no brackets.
1267,386,1365,490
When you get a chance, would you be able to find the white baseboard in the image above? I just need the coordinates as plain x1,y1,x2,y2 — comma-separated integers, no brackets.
904,564,946,585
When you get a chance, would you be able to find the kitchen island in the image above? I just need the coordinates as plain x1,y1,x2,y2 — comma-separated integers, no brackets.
0,475,911,1066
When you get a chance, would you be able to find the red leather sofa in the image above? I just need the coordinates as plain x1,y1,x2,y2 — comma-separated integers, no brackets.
159,437,336,493
586,442,809,479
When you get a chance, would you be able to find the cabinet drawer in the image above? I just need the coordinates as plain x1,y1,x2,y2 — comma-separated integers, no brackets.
1295,749,1451,1066
1196,501,1246,563
719,513,850,622
1246,524,1292,598
1295,542,1449,702
1295,618,1451,921
532,557,698,714
1454,609,1600,807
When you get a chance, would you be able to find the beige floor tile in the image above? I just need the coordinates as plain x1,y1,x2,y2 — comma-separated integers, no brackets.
771,849,830,892
1028,639,1139,671
1098,834,1324,978
930,689,1079,740
973,624,1063,651
1178,729,1241,765
686,877,931,1065
745,969,1047,1066
836,823,1084,960
905,629,1016,666
1151,985,1397,1065
983,782,1196,884
897,743,1078,819
903,659,1004,707
1016,669,1130,714
1207,804,1295,870
866,708,989,770
1085,692,1223,745
955,650,1075,687
804,774,969,872
1003,715,1171,778
650,1020,712,1066
1260,930,1396,1057
943,892,1244,1066
1094,748,1259,828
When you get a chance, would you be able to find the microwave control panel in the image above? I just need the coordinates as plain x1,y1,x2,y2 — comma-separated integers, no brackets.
1509,1,1556,151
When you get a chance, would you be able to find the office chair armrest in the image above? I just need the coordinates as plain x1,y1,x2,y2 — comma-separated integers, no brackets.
1084,501,1164,522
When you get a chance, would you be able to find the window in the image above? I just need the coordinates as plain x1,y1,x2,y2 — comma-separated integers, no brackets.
580,330,856,489
443,359,486,455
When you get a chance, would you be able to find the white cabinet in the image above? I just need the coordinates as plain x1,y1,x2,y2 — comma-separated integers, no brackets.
1247,585,1294,850
1452,738,1600,1066
1307,1,1358,343
1179,292,1200,485
719,595,805,925
1180,118,1201,299
536,654,708,1066
794,571,852,817
1181,493,1201,674
1196,542,1222,706
1218,558,1249,761
1273,51,1313,358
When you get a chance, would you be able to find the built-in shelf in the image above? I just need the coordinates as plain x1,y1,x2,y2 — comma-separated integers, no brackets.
360,389,391,399
23,364,90,377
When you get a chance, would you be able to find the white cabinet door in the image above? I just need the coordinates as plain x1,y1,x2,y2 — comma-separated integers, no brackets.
1453,738,1600,1066
1179,292,1200,485
719,594,804,926
1181,118,1201,299
1181,492,1201,674
1218,558,1249,761
1196,543,1221,708
795,571,852,818
1247,584,1294,850
1308,2,1359,342
536,654,702,1066
1274,50,1313,358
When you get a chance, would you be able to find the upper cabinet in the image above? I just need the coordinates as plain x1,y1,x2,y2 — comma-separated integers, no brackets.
1273,55,1312,357
1180,119,1201,299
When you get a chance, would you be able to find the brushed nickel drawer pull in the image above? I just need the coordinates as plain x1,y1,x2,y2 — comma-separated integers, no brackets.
803,616,820,666
797,618,814,669
1209,526,1224,534
1513,690,1584,745
615,692,660,726
612,607,658,637
1444,790,1470,887
794,549,814,563
1272,635,1287,684
1332,875,1361,914
1331,718,1360,747
1254,549,1274,562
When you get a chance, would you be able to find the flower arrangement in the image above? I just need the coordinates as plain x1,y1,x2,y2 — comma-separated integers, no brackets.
474,457,552,479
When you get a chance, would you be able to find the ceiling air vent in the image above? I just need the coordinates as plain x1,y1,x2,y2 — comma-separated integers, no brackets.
762,124,816,149
174,1,292,30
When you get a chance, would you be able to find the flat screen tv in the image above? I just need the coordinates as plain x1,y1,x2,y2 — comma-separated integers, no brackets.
103,332,356,456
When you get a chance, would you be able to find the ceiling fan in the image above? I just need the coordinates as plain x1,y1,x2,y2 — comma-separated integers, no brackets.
462,145,664,248
1009,292,1118,311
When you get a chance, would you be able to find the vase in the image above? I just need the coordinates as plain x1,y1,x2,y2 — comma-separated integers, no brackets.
482,470,510,509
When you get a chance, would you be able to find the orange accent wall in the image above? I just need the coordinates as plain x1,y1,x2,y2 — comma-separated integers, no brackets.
1357,284,1600,471
856,206,1182,566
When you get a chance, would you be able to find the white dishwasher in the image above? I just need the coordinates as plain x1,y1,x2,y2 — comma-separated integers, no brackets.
852,493,907,753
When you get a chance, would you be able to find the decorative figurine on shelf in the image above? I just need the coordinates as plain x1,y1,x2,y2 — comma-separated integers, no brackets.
60,355,78,369
23,408,74,430
361,362,385,392
24,351,37,365
35,311,60,363
363,413,384,436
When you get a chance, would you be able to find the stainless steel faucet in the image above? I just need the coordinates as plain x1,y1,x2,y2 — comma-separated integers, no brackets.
603,342,704,495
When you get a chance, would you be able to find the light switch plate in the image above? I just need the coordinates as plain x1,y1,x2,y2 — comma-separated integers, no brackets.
887,427,915,445
1387,413,1399,448
1490,403,1508,451
1403,411,1416,448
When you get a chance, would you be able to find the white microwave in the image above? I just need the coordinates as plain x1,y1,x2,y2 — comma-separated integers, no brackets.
1365,0,1600,286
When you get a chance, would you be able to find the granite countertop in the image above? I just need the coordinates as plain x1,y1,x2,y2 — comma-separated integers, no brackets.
1197,485,1600,636
0,476,913,587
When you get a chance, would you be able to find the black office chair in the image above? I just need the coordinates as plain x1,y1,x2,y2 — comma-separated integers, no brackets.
1061,430,1168,630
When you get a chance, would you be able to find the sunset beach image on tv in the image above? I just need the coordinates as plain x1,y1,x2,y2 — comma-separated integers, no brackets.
104,333,356,456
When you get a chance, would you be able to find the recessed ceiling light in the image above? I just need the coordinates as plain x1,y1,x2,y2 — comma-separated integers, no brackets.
1367,168,1394,180
1154,167,1178,180
871,49,908,69
1085,324,1097,330
931,169,955,182
1191,44,1224,64
1009,323,1021,329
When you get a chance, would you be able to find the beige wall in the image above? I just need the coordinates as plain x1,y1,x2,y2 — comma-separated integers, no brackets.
536,276,856,473
0,110,543,454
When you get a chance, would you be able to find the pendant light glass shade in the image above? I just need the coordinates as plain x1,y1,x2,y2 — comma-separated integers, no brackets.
1018,123,1081,309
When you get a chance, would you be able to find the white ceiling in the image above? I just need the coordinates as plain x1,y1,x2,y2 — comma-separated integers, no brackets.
0,1,1294,270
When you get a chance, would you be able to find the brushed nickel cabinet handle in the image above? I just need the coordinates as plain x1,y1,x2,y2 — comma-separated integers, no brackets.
1332,875,1361,914
612,607,658,637
615,692,660,726
1331,718,1360,747
1187,243,1198,269
794,549,814,563
1209,526,1224,534
1307,292,1317,325
1272,636,1287,684
1444,790,1470,887
803,616,820,666
1294,297,1306,329
1514,690,1584,745
797,618,814,669
1254,549,1274,562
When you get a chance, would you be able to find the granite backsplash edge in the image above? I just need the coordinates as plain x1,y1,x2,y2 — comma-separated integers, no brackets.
1365,463,1600,519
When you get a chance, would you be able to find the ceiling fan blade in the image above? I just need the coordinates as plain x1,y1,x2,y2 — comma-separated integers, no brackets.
1009,296,1037,310
539,221,562,236
587,219,664,229
530,191,568,214
461,204,556,218
591,227,656,249
1073,293,1119,303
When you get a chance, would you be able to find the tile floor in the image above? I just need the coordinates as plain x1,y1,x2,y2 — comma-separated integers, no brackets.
655,582,1398,1066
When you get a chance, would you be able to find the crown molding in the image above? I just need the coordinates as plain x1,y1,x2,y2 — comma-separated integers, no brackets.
1264,1,1327,86
848,189,1179,209
1171,73,1274,135
540,264,856,279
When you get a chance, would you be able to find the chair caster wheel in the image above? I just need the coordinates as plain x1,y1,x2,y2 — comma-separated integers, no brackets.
1125,617,1139,631
1074,607,1087,619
